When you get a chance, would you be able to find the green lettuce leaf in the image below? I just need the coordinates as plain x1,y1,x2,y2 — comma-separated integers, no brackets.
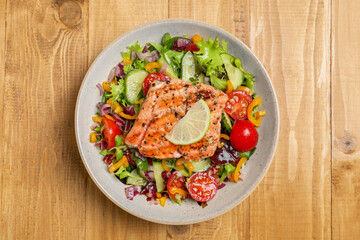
194,37,229,90
106,79,125,102
121,41,143,60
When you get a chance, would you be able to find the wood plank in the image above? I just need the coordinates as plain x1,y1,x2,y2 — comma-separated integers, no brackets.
0,0,88,238
0,0,6,234
249,0,331,239
86,1,168,239
332,0,360,239
168,1,251,239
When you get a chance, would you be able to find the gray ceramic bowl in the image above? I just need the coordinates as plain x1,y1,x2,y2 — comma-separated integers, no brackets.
75,19,279,225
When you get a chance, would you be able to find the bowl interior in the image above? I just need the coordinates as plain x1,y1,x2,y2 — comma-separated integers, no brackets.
75,19,279,225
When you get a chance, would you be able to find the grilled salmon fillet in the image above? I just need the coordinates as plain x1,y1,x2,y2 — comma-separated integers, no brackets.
125,79,197,158
178,83,228,159
125,79,228,160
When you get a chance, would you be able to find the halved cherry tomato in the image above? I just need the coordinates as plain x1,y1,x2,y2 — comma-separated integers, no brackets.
101,118,121,149
142,73,171,96
225,90,253,120
230,120,258,152
166,172,188,201
187,172,218,202
184,43,199,53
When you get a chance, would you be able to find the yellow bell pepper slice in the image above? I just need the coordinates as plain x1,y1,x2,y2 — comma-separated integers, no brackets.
220,134,230,140
185,162,195,175
162,159,171,172
109,156,129,173
92,116,103,123
118,112,137,120
192,34,202,43
247,97,263,127
237,86,252,95
234,157,247,182
144,62,160,72
123,58,132,65
102,81,111,92
90,132,97,143
157,196,166,207
105,114,115,121
255,110,267,118
226,80,233,94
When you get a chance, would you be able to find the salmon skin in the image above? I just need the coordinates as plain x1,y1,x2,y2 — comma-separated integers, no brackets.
125,79,228,160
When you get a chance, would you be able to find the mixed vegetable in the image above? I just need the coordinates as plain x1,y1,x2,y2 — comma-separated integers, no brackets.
90,33,266,206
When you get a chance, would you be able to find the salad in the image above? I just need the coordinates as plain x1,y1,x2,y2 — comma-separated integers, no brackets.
90,33,266,207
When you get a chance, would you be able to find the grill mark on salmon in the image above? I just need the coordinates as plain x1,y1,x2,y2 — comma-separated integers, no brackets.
124,81,168,148
178,83,228,160
125,79,228,160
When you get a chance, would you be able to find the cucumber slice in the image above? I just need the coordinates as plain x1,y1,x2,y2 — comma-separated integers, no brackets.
190,158,212,172
222,112,233,132
153,161,166,192
126,169,147,186
197,73,205,83
181,51,196,83
125,69,148,104
177,168,190,177
221,53,244,89
157,57,177,79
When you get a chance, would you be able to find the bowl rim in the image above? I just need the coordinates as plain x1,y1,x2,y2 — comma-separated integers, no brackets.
75,18,280,225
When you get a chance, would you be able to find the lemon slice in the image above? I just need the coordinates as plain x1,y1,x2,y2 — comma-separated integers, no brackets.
165,99,211,145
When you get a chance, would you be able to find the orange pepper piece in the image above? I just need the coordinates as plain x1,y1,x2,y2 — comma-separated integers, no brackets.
185,162,195,175
109,156,129,173
192,34,202,43
102,81,111,91
220,134,230,140
247,97,263,127
144,62,160,72
162,159,171,172
237,86,252,95
226,80,233,94
234,157,247,182
123,58,132,65
105,114,115,121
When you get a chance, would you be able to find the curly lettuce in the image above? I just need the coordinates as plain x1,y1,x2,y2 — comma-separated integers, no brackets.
121,41,143,60
194,37,228,90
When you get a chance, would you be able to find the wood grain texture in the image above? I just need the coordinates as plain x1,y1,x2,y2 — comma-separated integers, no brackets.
168,1,251,239
0,0,88,239
249,0,331,239
1,0,360,239
85,1,169,240
0,0,5,235
332,0,360,239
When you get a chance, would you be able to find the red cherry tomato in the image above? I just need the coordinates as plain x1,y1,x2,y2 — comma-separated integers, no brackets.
230,120,258,152
187,172,218,202
142,73,171,96
166,172,188,201
184,43,199,53
225,90,253,120
101,118,122,149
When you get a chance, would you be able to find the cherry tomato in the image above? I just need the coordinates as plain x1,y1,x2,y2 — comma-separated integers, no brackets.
184,43,199,53
101,118,122,149
230,120,258,152
225,90,253,120
166,172,188,201
187,172,218,202
142,73,171,96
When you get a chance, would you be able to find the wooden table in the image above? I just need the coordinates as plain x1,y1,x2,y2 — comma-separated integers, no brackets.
1,0,359,239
